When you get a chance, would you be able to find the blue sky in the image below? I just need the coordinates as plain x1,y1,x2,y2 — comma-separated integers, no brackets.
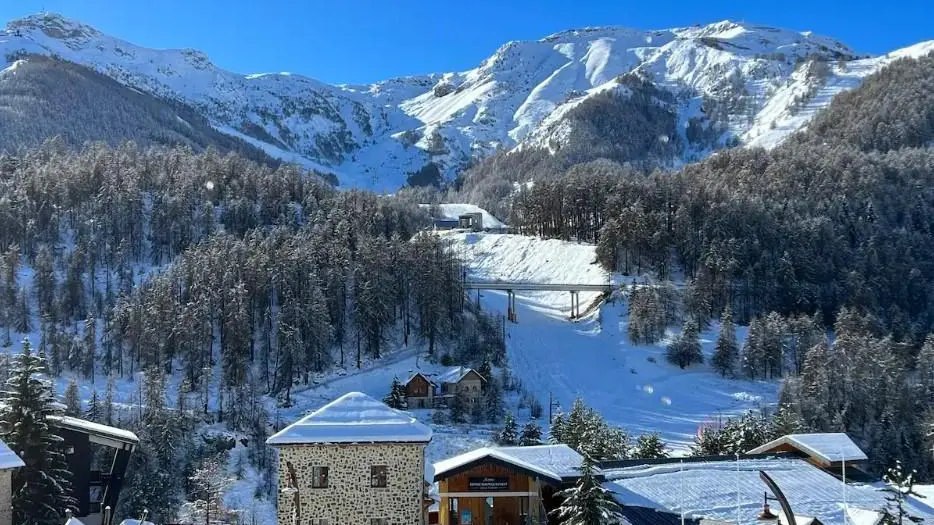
2,0,932,84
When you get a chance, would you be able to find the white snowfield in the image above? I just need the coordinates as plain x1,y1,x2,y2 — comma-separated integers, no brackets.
2,14,931,188
445,232,775,448
265,391,433,445
605,457,934,525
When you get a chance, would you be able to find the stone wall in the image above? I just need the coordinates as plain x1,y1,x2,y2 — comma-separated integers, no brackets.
276,443,426,525
0,469,12,525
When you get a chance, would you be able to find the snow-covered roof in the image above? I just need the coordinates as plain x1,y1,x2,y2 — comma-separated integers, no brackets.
0,439,23,469
433,444,587,482
405,371,435,386
747,433,867,464
266,392,433,446
48,416,139,447
420,204,507,228
845,508,884,525
604,457,930,525
65,518,86,525
119,520,155,525
436,366,484,385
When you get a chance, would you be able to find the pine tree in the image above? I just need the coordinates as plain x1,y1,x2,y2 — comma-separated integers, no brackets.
519,420,543,446
484,376,505,424
0,339,76,525
917,335,934,402
383,377,407,409
632,433,668,459
552,454,624,525
470,396,486,425
497,413,519,445
881,461,923,525
449,391,468,424
103,375,115,425
712,306,738,377
666,317,703,369
86,390,102,423
63,378,81,417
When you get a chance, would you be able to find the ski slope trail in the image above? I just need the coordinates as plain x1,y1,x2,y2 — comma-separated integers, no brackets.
447,232,777,450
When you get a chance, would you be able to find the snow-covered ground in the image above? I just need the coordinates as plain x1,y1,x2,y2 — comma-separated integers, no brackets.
1,230,777,523
443,232,774,448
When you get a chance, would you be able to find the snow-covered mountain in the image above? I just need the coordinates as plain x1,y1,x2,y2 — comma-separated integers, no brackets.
1,13,932,189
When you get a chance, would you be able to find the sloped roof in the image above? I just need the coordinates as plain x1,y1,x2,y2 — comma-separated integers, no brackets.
433,444,587,482
436,366,485,384
266,392,432,446
0,439,24,469
604,457,930,525
747,433,867,464
846,508,884,525
405,371,435,386
49,416,139,444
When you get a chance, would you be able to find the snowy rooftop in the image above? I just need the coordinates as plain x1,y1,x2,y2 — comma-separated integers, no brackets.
48,416,139,445
747,433,867,464
266,392,433,445
604,457,933,525
435,366,484,385
433,444,586,482
420,203,507,229
0,439,23,469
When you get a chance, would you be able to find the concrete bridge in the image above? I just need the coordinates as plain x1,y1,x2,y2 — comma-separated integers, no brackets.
463,281,614,320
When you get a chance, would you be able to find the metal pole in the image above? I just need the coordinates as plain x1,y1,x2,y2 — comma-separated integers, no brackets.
842,448,848,525
735,453,740,525
680,460,685,525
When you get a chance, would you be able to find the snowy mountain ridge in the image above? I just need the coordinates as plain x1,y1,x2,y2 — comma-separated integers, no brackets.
2,13,932,188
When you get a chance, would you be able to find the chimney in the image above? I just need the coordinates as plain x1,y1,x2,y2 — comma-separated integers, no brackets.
758,492,778,521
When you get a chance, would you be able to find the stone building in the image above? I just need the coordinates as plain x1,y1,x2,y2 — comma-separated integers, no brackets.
436,367,486,404
0,438,24,525
404,368,486,409
266,392,433,525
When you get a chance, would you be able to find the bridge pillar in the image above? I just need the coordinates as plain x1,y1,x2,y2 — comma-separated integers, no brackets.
570,291,579,319
507,290,517,323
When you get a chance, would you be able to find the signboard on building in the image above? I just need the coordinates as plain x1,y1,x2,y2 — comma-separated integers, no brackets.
468,476,509,491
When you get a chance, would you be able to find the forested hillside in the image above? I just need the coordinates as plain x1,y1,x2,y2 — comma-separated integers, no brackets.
0,141,505,521
471,51,934,475
0,54,275,164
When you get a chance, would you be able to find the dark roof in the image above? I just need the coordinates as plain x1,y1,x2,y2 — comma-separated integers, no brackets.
621,506,702,525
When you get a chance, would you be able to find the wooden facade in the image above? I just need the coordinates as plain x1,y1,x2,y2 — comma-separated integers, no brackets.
407,374,433,397
437,462,547,525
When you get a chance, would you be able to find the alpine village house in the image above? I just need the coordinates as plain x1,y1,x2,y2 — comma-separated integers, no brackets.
405,367,486,409
266,392,433,525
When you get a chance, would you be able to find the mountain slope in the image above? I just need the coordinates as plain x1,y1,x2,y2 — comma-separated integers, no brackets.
0,54,275,162
1,13,932,189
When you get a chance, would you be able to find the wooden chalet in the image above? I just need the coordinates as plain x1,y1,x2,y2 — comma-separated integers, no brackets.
432,444,591,525
406,372,436,408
